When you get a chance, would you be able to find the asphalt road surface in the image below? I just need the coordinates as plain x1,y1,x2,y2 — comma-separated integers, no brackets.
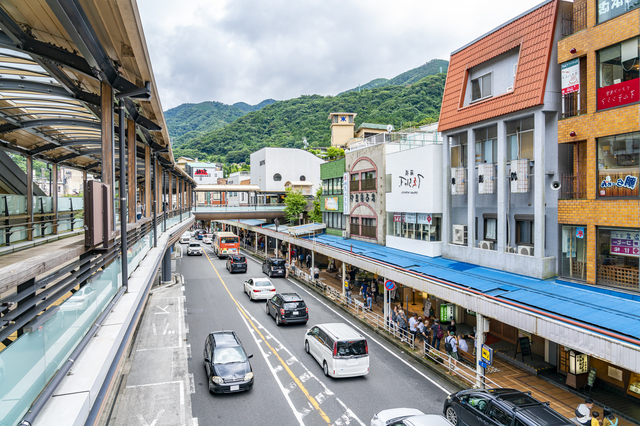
180,241,455,426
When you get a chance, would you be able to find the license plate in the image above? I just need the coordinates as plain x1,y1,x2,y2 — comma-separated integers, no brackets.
292,311,298,315
229,385,239,391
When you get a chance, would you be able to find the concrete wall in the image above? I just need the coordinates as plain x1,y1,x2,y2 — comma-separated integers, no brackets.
250,148,324,194
463,47,519,106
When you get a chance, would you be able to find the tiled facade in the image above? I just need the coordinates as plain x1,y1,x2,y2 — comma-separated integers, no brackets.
320,159,346,237
557,1,640,290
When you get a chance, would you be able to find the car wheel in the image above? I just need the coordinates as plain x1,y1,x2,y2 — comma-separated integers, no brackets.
266,303,270,316
305,340,310,354
445,406,458,426
250,291,254,301
276,315,281,326
323,361,329,377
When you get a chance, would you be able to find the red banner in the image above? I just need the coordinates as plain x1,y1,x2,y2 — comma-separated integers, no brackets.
597,78,640,110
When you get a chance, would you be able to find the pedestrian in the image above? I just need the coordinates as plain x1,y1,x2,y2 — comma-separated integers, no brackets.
391,305,399,333
306,253,311,269
445,330,458,374
314,266,320,280
366,287,373,310
349,267,356,285
136,201,142,220
417,318,428,344
299,252,304,265
448,318,457,335
345,281,352,304
371,281,379,305
431,319,444,350
457,334,469,354
397,308,409,343
602,408,618,426
591,412,600,426
409,313,418,345
575,399,594,426
285,259,290,279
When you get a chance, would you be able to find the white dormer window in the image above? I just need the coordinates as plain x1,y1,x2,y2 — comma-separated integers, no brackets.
471,73,492,102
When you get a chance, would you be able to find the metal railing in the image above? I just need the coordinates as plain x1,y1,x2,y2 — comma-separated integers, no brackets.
561,91,584,119
360,178,376,191
193,204,285,212
559,172,587,200
347,131,442,153
561,0,586,37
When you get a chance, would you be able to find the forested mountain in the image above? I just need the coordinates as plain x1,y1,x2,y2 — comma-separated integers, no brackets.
338,59,449,95
174,73,446,164
165,99,275,147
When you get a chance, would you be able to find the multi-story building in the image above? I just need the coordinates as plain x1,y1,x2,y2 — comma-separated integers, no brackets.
557,0,639,291
227,171,251,207
320,158,346,236
439,0,565,279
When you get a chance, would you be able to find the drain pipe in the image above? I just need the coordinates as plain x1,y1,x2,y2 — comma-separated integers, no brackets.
19,285,127,426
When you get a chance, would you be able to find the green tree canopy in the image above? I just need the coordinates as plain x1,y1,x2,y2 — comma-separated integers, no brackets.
283,188,307,225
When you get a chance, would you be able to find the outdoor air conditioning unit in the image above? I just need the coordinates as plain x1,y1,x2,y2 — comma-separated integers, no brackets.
506,246,517,254
518,245,534,256
478,163,495,194
478,240,494,250
510,159,529,193
451,167,466,195
452,225,467,245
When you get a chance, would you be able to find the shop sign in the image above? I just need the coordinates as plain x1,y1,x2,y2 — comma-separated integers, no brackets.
194,169,209,176
259,160,265,166
600,174,638,191
324,197,339,211
610,230,640,257
393,213,403,222
598,0,640,24
561,59,580,95
343,172,349,215
417,213,433,225
350,193,375,204
404,213,416,223
597,78,639,110
481,344,493,366
398,169,424,195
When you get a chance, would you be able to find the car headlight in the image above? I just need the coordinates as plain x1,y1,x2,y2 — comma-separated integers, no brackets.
244,372,253,381
212,376,224,384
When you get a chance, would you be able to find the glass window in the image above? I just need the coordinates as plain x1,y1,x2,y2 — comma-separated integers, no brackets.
364,171,376,180
561,226,587,281
351,173,359,181
387,213,442,241
597,38,640,110
597,131,639,198
597,0,640,24
471,73,492,101
450,132,468,168
475,126,498,164
273,173,282,181
484,218,497,241
487,404,513,426
506,118,534,161
516,220,534,245
596,227,639,289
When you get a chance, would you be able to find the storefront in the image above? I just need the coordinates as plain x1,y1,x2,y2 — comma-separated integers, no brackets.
597,131,639,198
560,225,588,281
596,227,639,289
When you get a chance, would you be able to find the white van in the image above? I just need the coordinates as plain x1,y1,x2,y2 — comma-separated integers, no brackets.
180,232,191,244
304,323,369,378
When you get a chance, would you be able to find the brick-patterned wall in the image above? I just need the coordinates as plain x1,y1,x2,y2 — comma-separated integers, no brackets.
557,7,640,285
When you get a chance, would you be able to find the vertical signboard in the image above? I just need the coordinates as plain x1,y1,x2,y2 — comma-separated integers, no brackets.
343,172,349,215
561,59,580,95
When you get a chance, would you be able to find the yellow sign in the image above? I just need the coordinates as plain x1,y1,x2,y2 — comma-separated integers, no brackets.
481,344,493,365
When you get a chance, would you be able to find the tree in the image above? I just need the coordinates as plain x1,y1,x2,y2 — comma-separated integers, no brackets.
283,188,307,225
308,188,322,223
326,147,344,160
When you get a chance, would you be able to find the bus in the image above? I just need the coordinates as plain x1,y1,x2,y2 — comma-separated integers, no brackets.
212,232,240,258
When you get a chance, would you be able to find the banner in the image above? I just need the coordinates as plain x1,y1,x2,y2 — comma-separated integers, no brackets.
324,197,339,211
561,59,580,95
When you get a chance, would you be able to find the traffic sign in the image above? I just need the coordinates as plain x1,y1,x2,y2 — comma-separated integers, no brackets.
384,280,396,291
481,344,493,366
479,360,487,369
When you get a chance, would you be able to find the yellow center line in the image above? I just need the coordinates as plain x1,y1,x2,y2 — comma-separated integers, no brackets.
204,251,331,424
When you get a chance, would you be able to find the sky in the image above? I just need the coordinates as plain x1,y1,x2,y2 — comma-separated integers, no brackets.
137,0,548,111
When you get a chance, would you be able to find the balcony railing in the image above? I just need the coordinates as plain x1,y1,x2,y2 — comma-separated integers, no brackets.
361,225,377,238
350,223,359,235
349,180,360,192
562,91,585,119
561,0,586,37
559,172,587,200
360,178,376,191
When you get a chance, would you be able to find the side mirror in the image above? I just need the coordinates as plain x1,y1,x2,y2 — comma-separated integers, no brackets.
247,354,253,359
204,357,210,363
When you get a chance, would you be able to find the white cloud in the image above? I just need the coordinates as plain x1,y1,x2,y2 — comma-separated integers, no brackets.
137,0,547,109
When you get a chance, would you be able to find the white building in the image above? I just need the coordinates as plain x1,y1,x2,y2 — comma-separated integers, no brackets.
250,148,324,203
187,162,223,185
227,171,251,206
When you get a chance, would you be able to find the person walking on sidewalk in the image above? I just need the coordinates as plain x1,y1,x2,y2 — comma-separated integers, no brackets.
397,309,409,343
445,330,458,374
431,319,444,350
306,253,311,269
417,318,428,344
409,313,418,346
576,399,594,426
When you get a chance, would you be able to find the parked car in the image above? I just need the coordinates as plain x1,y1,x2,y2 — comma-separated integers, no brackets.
203,330,253,394
372,408,452,426
226,255,247,273
187,242,203,256
304,323,369,378
265,293,308,326
244,278,276,301
180,232,191,244
262,257,286,277
443,389,573,426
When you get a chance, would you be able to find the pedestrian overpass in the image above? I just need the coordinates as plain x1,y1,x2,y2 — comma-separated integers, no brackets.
192,184,287,221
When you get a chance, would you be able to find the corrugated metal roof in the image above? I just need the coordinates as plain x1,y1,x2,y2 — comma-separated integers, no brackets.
306,234,640,342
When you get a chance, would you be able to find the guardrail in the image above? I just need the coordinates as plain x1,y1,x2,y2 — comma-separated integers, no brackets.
194,204,285,212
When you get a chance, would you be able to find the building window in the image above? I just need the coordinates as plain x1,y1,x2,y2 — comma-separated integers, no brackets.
388,213,442,241
361,171,376,191
273,173,282,181
350,217,360,235
300,175,306,181
350,173,360,191
561,226,587,281
450,133,468,168
516,220,534,245
471,73,492,102
361,218,377,238
506,117,534,161
475,126,497,164
597,131,639,197
323,212,344,230
597,38,639,110
596,227,639,289
597,0,640,24
484,218,497,241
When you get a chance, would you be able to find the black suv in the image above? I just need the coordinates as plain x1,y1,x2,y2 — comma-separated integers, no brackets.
444,389,573,426
265,293,308,326
203,331,254,394
226,255,247,273
262,257,286,277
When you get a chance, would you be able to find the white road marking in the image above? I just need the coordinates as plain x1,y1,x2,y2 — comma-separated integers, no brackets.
154,305,169,315
186,344,192,359
152,323,157,335
188,373,195,394
162,323,170,335
137,409,165,426
192,418,198,426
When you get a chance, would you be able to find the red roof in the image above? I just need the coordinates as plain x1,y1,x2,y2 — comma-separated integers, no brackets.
438,0,558,132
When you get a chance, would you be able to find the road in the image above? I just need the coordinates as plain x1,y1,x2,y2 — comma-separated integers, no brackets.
181,241,455,426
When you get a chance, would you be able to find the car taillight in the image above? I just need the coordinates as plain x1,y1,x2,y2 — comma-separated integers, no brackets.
305,307,308,314
253,289,260,293
270,289,276,292
333,342,337,357
364,340,368,354
280,309,285,316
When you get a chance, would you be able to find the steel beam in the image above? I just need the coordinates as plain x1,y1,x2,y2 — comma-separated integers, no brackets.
0,77,98,106
0,117,101,135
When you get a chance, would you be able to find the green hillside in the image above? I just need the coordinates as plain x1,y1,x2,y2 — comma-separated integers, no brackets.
338,59,448,95
164,99,275,147
175,73,446,164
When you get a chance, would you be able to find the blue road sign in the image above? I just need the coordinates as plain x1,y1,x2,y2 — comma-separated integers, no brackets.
384,280,396,291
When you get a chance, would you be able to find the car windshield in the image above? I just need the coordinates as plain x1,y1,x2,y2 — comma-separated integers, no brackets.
283,301,305,310
189,243,200,247
336,340,367,356
232,256,245,262
213,346,247,364
254,280,272,287
271,259,285,266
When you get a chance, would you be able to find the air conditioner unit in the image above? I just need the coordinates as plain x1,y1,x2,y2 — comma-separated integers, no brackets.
478,240,494,250
452,225,467,245
478,163,495,194
517,245,534,256
451,167,466,195
506,246,517,254
510,159,529,193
